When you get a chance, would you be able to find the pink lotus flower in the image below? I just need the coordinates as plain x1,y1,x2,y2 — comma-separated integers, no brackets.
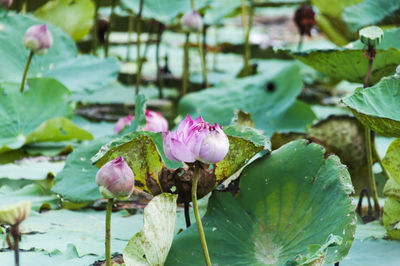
0,0,13,8
22,24,53,54
181,11,203,32
162,115,229,164
95,156,135,200
114,110,169,134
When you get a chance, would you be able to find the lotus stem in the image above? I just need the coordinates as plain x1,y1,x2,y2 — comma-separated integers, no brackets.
135,0,144,95
104,0,116,58
182,33,190,96
20,51,33,93
297,34,303,51
10,225,20,266
126,14,134,61
241,0,253,70
156,23,164,99
184,200,191,228
92,1,99,55
192,163,212,266
362,45,380,218
197,32,208,88
105,198,113,266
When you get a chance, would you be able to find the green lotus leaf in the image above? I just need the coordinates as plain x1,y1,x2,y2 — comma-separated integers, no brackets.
166,140,356,265
123,194,177,266
383,197,400,240
0,78,93,153
382,138,400,186
311,0,362,46
179,61,316,136
92,127,268,196
342,75,400,137
0,14,119,92
34,0,95,41
288,48,399,85
343,0,400,32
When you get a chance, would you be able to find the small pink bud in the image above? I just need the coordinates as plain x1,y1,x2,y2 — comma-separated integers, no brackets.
0,0,12,8
181,11,203,32
114,111,169,134
162,115,229,164
95,156,135,200
114,115,134,134
22,24,53,54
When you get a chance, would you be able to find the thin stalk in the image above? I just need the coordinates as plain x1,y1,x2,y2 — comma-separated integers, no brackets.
192,164,212,266
241,0,253,70
156,23,164,99
105,199,114,266
11,225,20,266
21,0,26,14
182,33,190,96
363,58,374,88
191,0,195,10
92,2,99,55
20,51,33,93
184,201,191,228
212,26,219,71
135,0,144,95
297,34,303,51
364,127,380,217
363,46,379,217
104,0,116,58
126,14,134,61
197,32,208,88
372,139,391,180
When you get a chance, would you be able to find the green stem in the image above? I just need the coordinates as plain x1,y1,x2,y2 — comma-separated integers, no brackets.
212,26,219,71
105,198,113,266
156,23,164,99
135,0,144,95
104,0,116,58
372,139,391,180
241,0,253,70
11,225,20,266
364,127,380,217
192,164,212,266
197,32,208,88
297,34,303,52
20,51,33,93
126,14,134,61
191,0,195,10
362,46,380,218
182,33,190,96
92,2,99,55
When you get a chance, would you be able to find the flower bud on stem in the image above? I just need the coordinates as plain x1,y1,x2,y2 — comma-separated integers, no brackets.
105,198,113,266
20,51,33,93
192,163,212,266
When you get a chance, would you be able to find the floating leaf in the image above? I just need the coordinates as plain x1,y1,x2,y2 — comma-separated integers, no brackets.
179,61,316,135
343,0,400,32
0,14,119,92
0,78,92,152
342,75,400,137
166,140,356,265
123,194,177,266
34,0,95,41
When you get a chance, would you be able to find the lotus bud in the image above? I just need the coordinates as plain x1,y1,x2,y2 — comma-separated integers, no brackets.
181,11,203,32
22,24,53,54
0,0,12,8
359,26,383,47
162,115,229,164
144,110,169,132
294,5,316,37
0,201,31,226
114,111,168,134
95,156,135,200
114,115,134,134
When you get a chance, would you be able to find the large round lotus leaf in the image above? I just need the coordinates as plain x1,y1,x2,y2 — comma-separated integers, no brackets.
311,0,362,46
179,61,316,136
343,0,400,32
382,138,400,186
0,78,92,152
166,140,356,265
0,14,119,92
34,0,95,41
383,197,400,240
342,75,400,137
